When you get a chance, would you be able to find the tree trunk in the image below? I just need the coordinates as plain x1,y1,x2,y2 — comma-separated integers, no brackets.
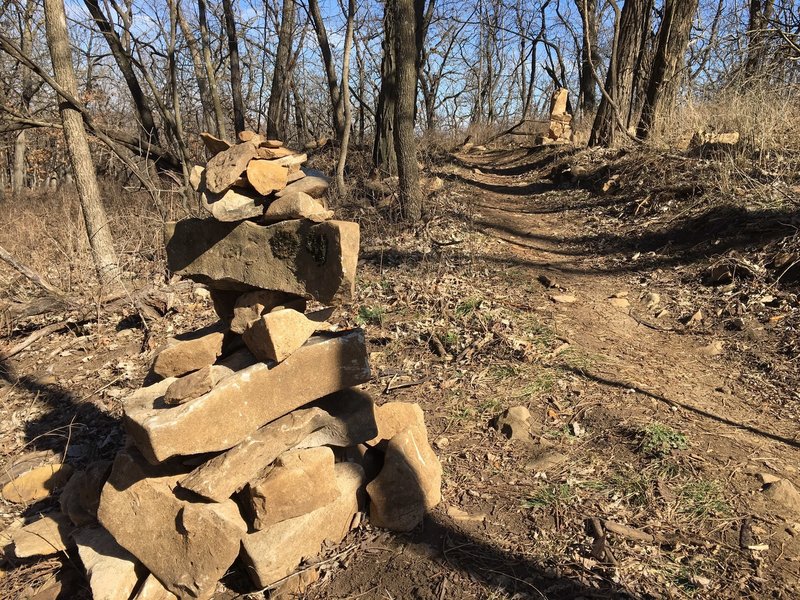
744,0,774,79
44,0,121,288
576,0,599,113
589,0,652,147
12,0,36,195
636,0,698,139
374,3,397,174
222,0,246,135
307,0,346,140
335,0,355,192
83,0,160,144
12,132,27,194
267,0,296,140
198,0,227,138
177,4,214,133
394,0,423,222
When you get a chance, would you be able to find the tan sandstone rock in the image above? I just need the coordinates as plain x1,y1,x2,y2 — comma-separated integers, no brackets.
125,330,370,464
74,526,143,600
151,325,225,379
59,460,111,526
242,308,328,363
241,463,365,588
97,450,246,599
163,366,216,405
134,575,178,600
199,132,231,156
367,402,427,447
264,192,334,223
367,427,442,532
165,218,359,304
13,512,74,558
204,142,258,193
1,463,73,504
189,165,205,192
256,146,295,159
201,187,265,222
180,388,377,502
246,159,288,195
230,290,306,334
274,169,330,199
247,447,338,530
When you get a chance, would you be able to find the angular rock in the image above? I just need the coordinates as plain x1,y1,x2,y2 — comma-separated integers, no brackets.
13,512,74,557
275,169,330,199
763,479,800,516
366,427,442,532
230,290,305,334
189,165,205,192
201,187,264,222
97,450,246,599
199,132,231,156
242,308,328,363
241,463,364,588
165,218,359,303
152,325,225,378
1,463,73,504
59,460,111,526
134,575,178,600
74,526,143,600
492,406,532,442
246,159,288,195
204,142,258,193
260,138,284,148
264,192,334,223
238,130,264,144
180,388,377,502
367,402,427,446
126,330,370,463
247,447,338,530
163,366,216,405
550,88,569,116
256,146,295,159
274,153,307,168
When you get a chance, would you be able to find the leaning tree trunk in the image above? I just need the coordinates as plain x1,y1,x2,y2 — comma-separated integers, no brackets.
308,0,346,140
83,0,160,144
373,3,397,175
576,0,600,113
266,0,296,140
198,0,227,138
393,0,423,223
44,0,121,288
636,0,698,139
222,0,246,134
589,0,652,147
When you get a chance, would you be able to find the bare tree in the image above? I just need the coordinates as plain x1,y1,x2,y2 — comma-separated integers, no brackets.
222,0,246,134
43,0,120,287
394,0,423,222
267,0,296,140
307,0,346,140
335,0,356,192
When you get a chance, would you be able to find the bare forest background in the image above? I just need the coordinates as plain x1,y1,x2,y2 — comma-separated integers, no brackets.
0,0,798,289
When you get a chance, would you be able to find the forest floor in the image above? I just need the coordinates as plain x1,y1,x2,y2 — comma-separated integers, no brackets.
1,142,799,599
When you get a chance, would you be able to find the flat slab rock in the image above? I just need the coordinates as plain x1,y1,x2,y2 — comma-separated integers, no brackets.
124,330,370,464
241,462,365,588
165,218,359,304
74,526,143,600
12,512,75,557
179,387,377,502
97,450,246,600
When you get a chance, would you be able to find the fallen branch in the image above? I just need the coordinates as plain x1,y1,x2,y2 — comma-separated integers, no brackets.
0,244,68,299
0,321,69,361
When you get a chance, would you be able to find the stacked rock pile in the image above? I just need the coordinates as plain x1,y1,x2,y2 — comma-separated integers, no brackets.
2,133,443,600
539,88,573,144
192,130,333,222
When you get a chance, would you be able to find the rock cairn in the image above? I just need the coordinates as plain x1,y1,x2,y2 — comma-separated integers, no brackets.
3,132,443,600
539,88,573,144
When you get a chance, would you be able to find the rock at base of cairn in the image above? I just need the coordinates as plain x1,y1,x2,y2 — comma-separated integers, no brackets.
241,462,365,588
165,218,359,304
97,450,247,600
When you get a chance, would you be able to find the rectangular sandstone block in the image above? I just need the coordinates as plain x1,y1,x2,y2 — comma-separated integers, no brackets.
179,388,377,502
124,330,371,464
165,218,359,304
240,463,364,588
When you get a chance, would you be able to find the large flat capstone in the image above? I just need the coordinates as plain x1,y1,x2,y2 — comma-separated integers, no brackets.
165,218,359,304
124,330,371,463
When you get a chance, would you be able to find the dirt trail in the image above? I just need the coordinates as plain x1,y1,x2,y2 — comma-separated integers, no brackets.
459,148,800,458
